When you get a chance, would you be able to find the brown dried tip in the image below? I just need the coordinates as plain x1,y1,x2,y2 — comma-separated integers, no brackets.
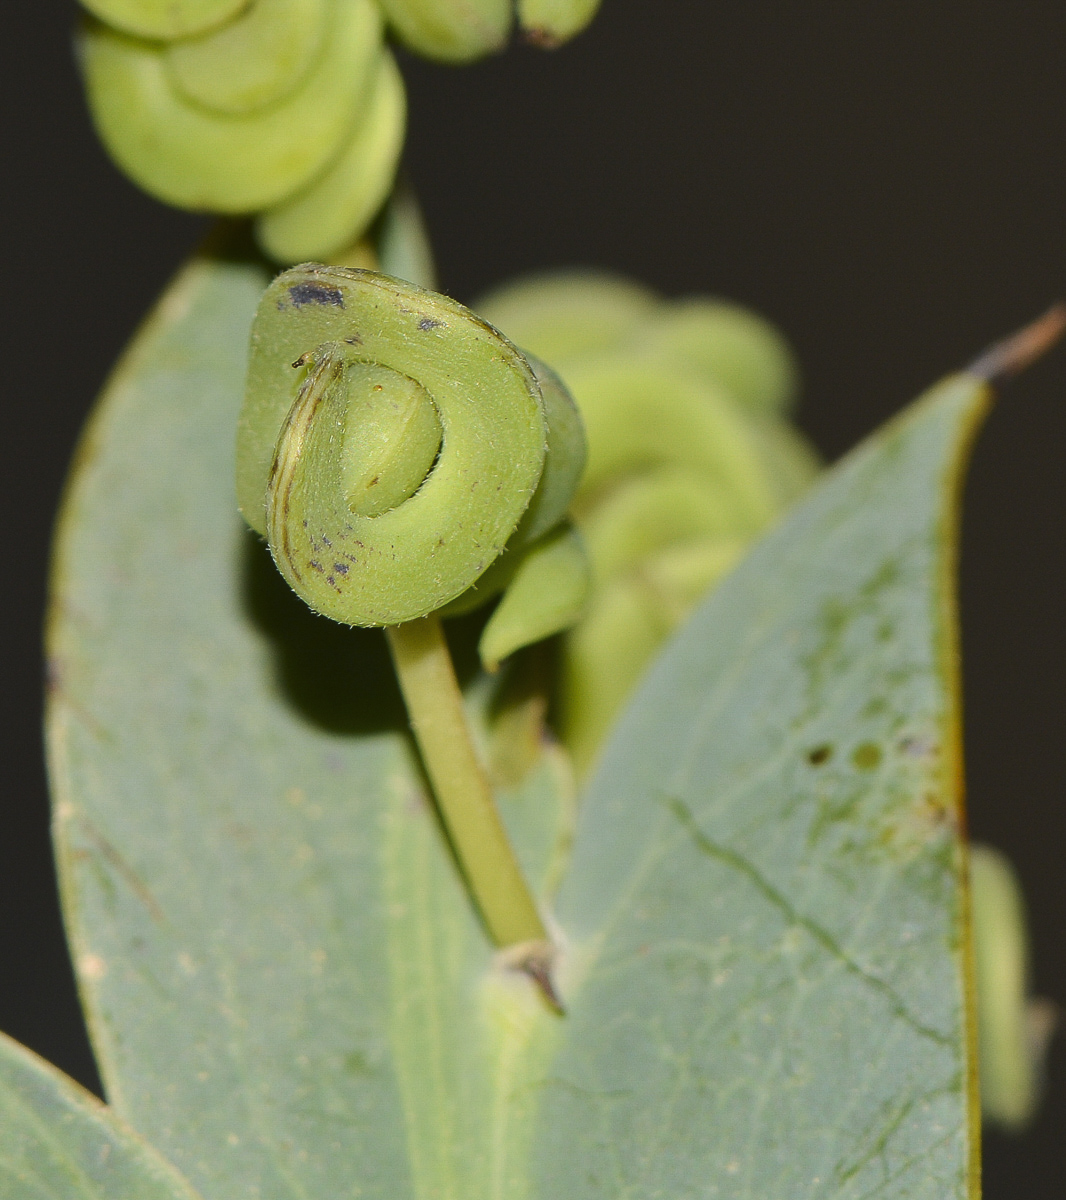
522,27,564,50
966,303,1066,384
500,939,565,1014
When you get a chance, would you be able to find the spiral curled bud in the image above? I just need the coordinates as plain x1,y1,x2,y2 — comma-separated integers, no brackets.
78,0,404,263
255,53,406,263
238,265,589,664
477,271,820,771
165,0,328,116
76,0,604,254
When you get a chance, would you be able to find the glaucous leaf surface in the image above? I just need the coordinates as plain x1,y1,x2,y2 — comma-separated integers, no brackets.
539,373,984,1197
48,241,979,1199
47,239,575,1198
0,1031,202,1200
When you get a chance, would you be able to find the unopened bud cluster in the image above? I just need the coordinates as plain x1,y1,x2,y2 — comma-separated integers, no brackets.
476,272,822,772
77,0,601,264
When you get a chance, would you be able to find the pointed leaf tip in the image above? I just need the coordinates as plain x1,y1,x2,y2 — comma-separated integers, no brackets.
966,303,1066,383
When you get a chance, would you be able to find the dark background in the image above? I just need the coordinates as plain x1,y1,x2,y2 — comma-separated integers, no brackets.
2,0,1064,1192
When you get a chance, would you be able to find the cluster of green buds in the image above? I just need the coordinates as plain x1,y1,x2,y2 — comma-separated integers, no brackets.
476,273,822,773
76,0,601,265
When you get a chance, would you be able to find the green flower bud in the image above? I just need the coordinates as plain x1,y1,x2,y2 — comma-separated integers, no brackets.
79,0,383,212
637,298,801,416
164,0,328,117
971,844,1055,1130
476,272,820,774
80,0,245,41
375,0,511,62
476,271,657,367
238,265,588,665
255,52,406,263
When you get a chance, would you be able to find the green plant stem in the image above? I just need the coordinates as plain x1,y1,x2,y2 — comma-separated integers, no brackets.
385,615,550,952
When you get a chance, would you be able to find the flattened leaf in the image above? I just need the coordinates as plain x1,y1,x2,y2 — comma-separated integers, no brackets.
47,241,575,1199
48,233,982,1199
538,375,985,1197
0,1031,202,1200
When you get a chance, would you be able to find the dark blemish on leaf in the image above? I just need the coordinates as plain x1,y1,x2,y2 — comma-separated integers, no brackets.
916,791,953,833
302,519,308,528
326,576,335,587
321,535,332,547
333,563,349,575
289,283,344,308
224,821,256,846
309,560,324,573
898,734,937,758
344,1050,372,1077
852,742,883,771
807,744,833,766
861,556,901,598
418,317,442,331
345,333,363,345
882,790,957,861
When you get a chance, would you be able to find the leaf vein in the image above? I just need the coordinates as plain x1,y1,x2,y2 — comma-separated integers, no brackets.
662,794,950,1048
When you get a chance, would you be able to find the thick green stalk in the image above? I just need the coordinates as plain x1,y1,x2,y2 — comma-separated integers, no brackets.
385,616,550,954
